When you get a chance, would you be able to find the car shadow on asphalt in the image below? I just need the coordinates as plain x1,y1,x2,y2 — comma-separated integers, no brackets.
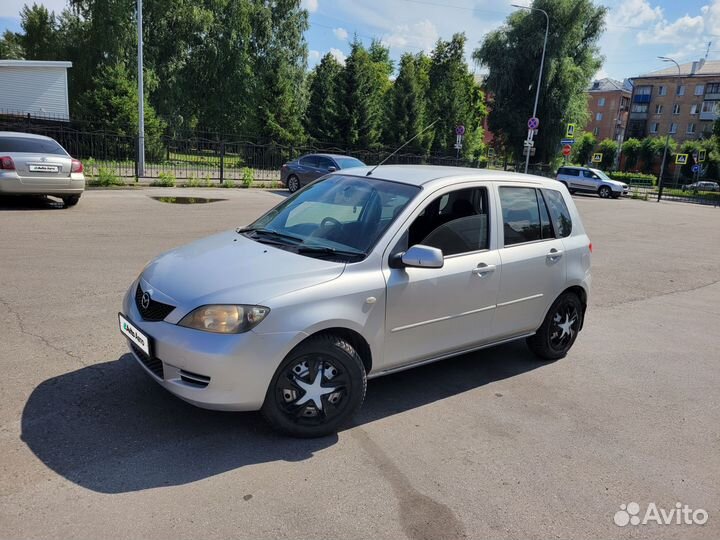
21,341,549,494
0,195,65,210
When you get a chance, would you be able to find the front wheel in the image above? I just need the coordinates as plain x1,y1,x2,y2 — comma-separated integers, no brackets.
287,175,300,193
598,185,612,199
526,292,584,360
261,334,367,437
62,194,81,208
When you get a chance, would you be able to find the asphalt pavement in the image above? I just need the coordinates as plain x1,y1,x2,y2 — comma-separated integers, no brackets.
0,188,718,540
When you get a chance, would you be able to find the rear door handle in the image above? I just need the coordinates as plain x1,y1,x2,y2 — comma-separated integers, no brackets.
547,248,563,261
472,263,496,276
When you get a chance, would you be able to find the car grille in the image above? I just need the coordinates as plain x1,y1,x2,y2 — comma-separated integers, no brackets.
130,343,164,379
179,369,211,388
135,283,175,321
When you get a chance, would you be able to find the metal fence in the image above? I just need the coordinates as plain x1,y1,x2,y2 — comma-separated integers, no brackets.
0,115,488,183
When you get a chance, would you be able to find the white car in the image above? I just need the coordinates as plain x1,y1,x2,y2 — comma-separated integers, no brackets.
0,131,85,207
556,166,629,199
120,166,592,437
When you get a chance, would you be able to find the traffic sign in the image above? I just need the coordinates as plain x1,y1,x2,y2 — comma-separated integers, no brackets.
566,123,576,139
591,152,602,163
524,140,534,147
698,149,706,162
527,117,540,130
675,153,688,165
692,164,700,173
562,145,572,157
455,125,465,136
522,147,536,156
560,138,575,145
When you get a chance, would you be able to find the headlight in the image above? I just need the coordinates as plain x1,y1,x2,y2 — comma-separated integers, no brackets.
178,305,270,334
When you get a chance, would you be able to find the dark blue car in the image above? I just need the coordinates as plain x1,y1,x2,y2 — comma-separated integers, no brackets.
281,153,366,192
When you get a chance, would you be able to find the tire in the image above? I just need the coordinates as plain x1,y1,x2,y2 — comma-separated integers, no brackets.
261,334,367,438
287,175,300,193
526,292,584,360
598,185,611,199
62,194,81,208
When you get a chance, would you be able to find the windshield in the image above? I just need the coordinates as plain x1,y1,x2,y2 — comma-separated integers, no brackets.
590,168,612,182
334,157,366,169
0,136,68,155
245,175,420,260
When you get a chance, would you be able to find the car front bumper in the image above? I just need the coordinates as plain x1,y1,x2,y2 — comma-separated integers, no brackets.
0,172,85,196
121,282,304,411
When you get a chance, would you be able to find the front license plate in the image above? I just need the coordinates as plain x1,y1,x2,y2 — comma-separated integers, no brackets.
119,313,151,356
29,165,59,172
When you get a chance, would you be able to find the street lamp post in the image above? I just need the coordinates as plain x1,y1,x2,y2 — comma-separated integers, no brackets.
137,0,145,178
512,3,549,174
656,56,680,201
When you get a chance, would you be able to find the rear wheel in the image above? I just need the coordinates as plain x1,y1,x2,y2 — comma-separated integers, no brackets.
598,185,611,199
261,334,366,437
287,175,300,193
526,292,583,360
62,194,81,208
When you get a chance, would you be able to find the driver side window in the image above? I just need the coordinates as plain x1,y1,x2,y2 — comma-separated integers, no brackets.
398,187,490,257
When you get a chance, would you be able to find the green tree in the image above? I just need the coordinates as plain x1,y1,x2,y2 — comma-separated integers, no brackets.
598,138,618,170
0,30,24,59
79,62,166,161
305,53,345,142
474,0,606,163
18,3,59,60
427,33,486,157
571,132,596,165
386,52,431,152
639,136,676,174
621,137,641,171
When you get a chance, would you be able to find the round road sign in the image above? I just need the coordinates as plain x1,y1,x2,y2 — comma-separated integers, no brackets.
692,164,700,173
455,125,465,136
562,144,572,156
527,117,540,130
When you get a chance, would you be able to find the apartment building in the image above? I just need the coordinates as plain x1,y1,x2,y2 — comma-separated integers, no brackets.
627,58,720,143
585,78,631,142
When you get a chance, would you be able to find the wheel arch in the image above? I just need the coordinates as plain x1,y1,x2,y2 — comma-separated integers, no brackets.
290,327,373,375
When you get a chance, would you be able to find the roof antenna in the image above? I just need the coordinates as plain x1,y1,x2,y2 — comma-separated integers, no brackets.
366,119,439,176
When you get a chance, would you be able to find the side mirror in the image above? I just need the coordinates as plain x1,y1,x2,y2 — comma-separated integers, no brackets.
400,245,444,269
327,166,337,172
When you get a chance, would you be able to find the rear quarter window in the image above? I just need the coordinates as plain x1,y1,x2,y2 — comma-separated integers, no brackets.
542,189,573,237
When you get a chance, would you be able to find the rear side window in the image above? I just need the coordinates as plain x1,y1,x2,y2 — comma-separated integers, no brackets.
0,136,67,155
565,168,580,177
299,155,319,167
542,189,573,237
500,187,543,246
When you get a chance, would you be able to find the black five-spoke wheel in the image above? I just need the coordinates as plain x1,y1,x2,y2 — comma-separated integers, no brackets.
527,292,583,360
262,334,366,437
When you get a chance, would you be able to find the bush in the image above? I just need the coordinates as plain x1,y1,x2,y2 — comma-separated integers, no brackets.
185,176,200,187
88,166,125,186
201,174,212,187
241,167,254,188
221,179,235,188
608,171,657,185
151,172,176,187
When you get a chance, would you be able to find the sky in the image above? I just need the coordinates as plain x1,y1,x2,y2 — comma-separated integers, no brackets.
2,0,719,82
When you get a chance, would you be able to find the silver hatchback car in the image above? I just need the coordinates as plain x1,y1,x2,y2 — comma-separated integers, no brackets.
0,131,85,207
120,166,591,437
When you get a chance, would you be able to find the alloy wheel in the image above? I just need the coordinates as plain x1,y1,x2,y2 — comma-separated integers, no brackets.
548,301,580,353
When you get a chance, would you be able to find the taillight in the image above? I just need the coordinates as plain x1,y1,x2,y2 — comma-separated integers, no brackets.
71,159,83,173
0,156,15,170
589,242,593,253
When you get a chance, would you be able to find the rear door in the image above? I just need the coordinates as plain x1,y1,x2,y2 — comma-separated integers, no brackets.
493,184,566,337
297,155,319,185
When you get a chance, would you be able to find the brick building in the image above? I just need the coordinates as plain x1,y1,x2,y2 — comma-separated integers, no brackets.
585,78,631,142
627,58,720,143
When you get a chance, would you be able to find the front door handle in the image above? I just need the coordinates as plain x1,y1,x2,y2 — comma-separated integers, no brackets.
547,248,563,261
472,263,496,276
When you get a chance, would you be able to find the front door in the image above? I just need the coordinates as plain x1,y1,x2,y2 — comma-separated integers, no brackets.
383,185,501,370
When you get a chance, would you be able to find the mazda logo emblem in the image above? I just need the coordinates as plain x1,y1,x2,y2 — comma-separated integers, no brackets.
141,292,151,310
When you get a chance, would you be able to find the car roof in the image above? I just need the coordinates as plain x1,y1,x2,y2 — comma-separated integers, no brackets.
303,153,363,160
338,164,554,187
0,131,56,141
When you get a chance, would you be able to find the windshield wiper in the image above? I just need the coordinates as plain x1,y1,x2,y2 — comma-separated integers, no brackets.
295,244,366,260
237,227,303,245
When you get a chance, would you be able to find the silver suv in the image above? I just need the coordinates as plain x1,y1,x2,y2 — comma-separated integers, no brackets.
120,166,592,437
556,166,628,198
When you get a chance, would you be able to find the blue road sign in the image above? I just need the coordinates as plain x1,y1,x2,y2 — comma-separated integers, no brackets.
527,117,539,130
692,164,700,173
560,139,575,145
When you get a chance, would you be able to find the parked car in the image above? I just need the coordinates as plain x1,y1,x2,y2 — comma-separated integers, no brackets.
555,166,628,199
281,153,366,193
682,181,719,192
0,131,85,207
120,166,591,437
